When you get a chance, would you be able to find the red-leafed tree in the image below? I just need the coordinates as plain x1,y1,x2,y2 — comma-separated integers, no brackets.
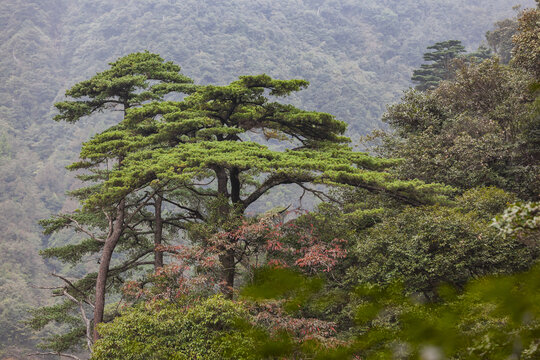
122,211,347,302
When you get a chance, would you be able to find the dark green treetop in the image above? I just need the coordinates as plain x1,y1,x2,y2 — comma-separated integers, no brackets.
54,51,195,123
411,40,466,91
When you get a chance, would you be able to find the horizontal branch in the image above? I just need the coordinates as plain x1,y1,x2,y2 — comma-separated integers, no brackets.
66,216,105,243
242,173,313,208
162,197,205,220
51,273,95,308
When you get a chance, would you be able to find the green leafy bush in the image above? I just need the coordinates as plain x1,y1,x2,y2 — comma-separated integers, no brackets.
92,296,257,360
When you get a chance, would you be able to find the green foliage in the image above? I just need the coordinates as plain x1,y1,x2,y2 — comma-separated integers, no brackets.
348,263,540,359
37,59,450,354
351,188,537,297
31,51,195,352
380,58,539,199
493,200,540,244
92,73,450,215
511,5,540,78
242,267,324,311
486,17,518,63
91,296,257,360
411,40,466,91
241,264,540,359
1,0,536,353
54,51,194,123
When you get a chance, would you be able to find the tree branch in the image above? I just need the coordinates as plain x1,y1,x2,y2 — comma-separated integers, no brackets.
295,183,343,205
162,197,205,220
242,173,314,208
51,273,95,308
63,290,93,353
184,185,218,197
66,216,105,243
125,186,164,224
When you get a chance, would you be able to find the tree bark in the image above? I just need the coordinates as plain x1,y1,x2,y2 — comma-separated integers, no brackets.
92,198,125,342
215,167,235,299
220,248,236,299
230,167,241,204
154,193,164,270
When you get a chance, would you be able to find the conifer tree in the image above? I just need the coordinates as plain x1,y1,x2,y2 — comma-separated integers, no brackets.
31,52,194,349
411,40,466,91
97,74,449,299
34,63,447,353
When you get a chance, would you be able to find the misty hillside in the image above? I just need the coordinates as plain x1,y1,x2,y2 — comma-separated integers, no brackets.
0,0,536,355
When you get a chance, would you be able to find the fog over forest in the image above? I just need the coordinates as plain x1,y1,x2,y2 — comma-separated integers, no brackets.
0,0,538,359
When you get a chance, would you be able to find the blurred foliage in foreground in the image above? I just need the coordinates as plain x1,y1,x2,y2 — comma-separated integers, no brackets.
90,263,540,359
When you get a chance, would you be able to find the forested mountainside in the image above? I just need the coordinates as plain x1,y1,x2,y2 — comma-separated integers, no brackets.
0,0,537,357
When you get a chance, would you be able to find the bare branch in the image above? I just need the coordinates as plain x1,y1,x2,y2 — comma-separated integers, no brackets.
66,216,105,243
295,183,343,205
108,250,154,276
30,284,64,291
184,185,218,197
125,185,167,224
51,273,95,309
190,178,215,186
242,173,313,207
63,290,93,352
162,197,205,220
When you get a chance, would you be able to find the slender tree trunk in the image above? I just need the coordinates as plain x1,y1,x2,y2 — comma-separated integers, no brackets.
230,167,241,204
216,167,235,299
221,249,236,299
154,193,164,270
92,199,125,342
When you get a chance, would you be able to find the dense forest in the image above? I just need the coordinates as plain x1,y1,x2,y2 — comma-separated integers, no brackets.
0,0,539,359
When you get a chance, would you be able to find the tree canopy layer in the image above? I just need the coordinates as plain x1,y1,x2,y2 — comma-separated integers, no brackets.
379,57,539,199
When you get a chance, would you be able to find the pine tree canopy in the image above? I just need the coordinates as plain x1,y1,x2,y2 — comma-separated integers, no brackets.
412,40,466,91
53,52,195,123
82,74,451,210
34,60,452,352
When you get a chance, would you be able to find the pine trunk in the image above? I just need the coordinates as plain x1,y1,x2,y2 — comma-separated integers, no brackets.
154,193,164,270
92,199,125,342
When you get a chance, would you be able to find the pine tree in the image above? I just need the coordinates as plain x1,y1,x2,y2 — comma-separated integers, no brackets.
97,74,449,299
31,52,194,350
33,63,449,353
411,40,466,91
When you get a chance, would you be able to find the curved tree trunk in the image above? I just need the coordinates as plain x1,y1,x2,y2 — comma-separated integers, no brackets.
92,198,125,342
